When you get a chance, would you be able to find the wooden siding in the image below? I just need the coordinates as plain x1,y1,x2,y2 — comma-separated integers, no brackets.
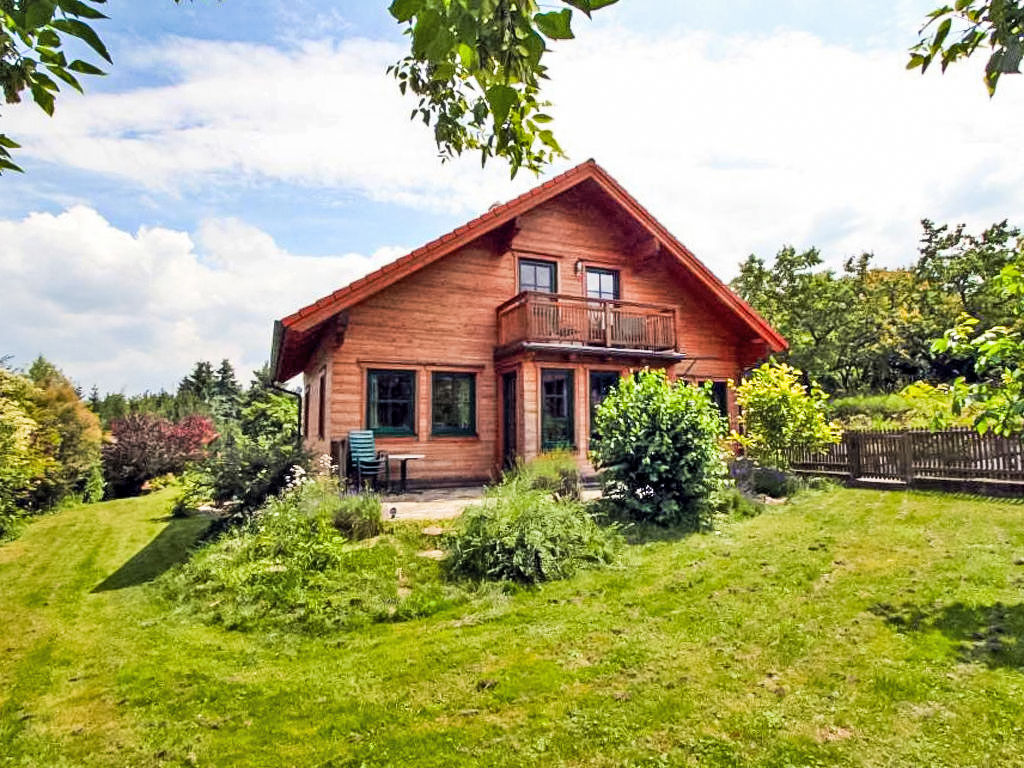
307,188,757,484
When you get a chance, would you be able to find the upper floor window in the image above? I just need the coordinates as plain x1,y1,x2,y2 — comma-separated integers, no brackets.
519,258,556,293
432,372,476,436
367,369,416,436
586,267,620,300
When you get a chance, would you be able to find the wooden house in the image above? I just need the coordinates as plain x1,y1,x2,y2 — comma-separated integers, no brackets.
271,160,786,487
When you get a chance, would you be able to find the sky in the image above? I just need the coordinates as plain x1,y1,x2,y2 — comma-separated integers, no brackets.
2,0,1022,394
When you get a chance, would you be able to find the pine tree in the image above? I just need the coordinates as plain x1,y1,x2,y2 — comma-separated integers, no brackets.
212,359,243,421
178,361,216,404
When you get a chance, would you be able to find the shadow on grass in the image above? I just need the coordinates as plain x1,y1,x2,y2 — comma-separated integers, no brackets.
871,600,1024,670
92,515,211,592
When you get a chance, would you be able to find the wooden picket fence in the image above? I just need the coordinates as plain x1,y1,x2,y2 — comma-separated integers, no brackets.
790,428,1024,490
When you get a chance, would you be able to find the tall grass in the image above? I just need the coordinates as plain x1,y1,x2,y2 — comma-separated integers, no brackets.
446,473,620,585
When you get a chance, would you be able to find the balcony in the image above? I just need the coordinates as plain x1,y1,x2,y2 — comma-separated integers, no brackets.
496,291,678,356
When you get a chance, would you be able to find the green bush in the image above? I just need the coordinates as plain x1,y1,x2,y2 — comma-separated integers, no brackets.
446,476,621,585
332,492,383,540
175,382,307,522
831,383,976,430
518,449,582,500
590,368,727,529
732,361,842,470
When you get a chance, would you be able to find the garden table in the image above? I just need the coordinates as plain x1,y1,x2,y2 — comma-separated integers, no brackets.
387,454,425,494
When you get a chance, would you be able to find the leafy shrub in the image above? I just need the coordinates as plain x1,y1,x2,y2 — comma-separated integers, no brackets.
590,368,727,529
446,476,621,584
332,492,383,540
519,449,582,500
178,381,306,521
732,362,842,470
24,357,103,510
103,413,216,497
0,368,44,538
1,359,104,538
830,384,976,430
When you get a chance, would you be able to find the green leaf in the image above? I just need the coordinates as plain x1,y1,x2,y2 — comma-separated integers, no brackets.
0,157,25,173
456,42,476,69
25,0,57,30
56,0,109,20
30,82,56,115
46,64,83,93
485,84,517,126
51,18,111,63
67,59,105,75
388,0,420,23
0,134,22,149
534,9,574,40
36,28,60,47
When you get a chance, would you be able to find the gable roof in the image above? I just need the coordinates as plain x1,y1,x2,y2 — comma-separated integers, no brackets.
272,159,786,382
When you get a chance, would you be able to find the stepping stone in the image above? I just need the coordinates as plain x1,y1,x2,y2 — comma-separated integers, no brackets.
422,526,444,536
417,549,445,560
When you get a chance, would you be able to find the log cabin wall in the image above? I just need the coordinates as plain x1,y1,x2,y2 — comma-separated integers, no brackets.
307,187,755,485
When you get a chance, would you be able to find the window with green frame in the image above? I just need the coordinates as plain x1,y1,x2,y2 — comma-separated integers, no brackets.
431,372,476,436
541,369,575,450
367,369,416,436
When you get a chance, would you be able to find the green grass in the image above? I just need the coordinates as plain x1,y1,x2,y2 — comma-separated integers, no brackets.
2,487,1024,766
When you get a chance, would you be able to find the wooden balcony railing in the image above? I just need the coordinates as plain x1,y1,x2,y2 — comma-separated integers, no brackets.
496,292,677,352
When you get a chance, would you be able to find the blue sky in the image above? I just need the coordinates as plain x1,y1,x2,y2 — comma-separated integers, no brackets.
2,0,1022,393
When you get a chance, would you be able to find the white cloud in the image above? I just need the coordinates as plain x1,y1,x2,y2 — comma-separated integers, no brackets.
0,206,403,392
5,25,1022,278
3,37,530,212
544,28,1024,274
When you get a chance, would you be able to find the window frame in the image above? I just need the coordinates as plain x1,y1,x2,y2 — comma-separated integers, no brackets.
518,257,558,294
303,385,311,437
540,368,576,451
710,380,729,419
317,370,327,439
588,370,621,439
366,369,417,437
431,371,477,438
585,267,621,301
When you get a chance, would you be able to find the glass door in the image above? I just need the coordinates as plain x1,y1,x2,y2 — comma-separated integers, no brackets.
541,369,575,451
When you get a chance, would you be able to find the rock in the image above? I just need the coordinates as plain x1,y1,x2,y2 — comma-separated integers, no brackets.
416,549,445,560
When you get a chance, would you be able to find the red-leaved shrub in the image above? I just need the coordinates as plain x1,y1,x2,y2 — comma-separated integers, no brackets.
103,413,216,497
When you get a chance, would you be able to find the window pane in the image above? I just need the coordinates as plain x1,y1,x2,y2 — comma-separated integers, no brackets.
367,370,415,434
520,259,555,293
586,268,619,300
589,371,620,438
432,373,475,434
541,370,574,450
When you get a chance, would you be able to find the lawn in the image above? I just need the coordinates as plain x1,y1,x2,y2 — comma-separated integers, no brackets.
2,487,1023,767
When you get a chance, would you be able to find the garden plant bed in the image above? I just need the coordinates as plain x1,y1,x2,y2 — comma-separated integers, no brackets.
1,487,1023,766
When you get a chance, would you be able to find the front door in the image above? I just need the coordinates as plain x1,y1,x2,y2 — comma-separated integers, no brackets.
502,371,518,468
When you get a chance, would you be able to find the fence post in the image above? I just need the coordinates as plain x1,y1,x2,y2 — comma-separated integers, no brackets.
901,431,915,486
847,433,861,481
